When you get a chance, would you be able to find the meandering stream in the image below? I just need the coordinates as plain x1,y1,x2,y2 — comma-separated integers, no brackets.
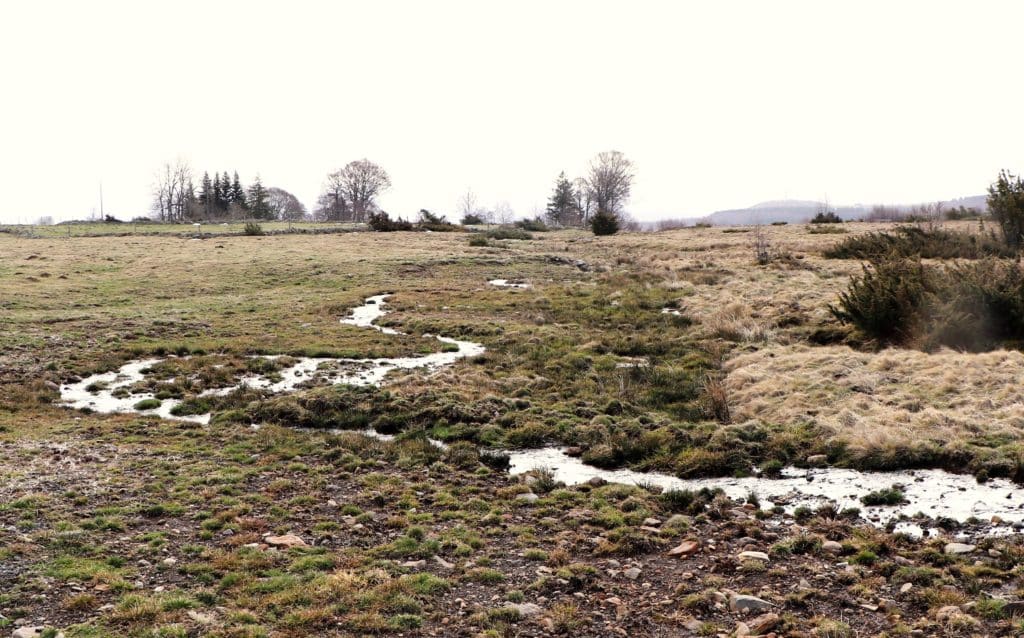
61,291,1024,531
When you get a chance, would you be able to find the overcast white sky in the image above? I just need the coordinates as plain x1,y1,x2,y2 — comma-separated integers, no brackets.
2,1,1023,223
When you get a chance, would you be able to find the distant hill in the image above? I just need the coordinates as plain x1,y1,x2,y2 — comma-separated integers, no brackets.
695,195,988,226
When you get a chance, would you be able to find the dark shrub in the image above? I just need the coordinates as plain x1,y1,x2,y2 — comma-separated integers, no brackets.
461,213,485,225
824,226,1012,260
514,218,549,232
810,211,843,224
831,258,1024,350
368,212,414,232
591,211,620,236
485,226,532,240
243,222,264,236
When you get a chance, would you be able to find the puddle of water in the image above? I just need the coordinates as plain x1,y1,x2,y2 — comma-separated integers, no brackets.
61,295,484,423
61,358,210,424
489,279,530,289
505,447,1024,534
661,308,682,316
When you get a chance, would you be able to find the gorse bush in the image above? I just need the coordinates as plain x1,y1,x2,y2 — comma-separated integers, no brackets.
243,222,264,236
485,226,532,240
590,211,620,236
514,218,549,232
810,211,843,224
368,212,413,232
831,257,1024,350
824,226,1013,260
988,169,1024,249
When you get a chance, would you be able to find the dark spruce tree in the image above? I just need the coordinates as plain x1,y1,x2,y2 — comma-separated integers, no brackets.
246,176,271,220
545,171,580,227
230,172,247,210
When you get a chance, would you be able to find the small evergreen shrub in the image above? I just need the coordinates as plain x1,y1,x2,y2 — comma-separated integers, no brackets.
368,212,413,232
810,211,843,224
825,226,1012,260
590,211,620,236
243,222,264,236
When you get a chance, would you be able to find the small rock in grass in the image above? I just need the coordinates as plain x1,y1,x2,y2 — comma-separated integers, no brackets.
737,551,770,562
668,540,700,557
516,492,539,503
265,534,307,549
944,542,976,555
505,602,543,617
623,567,641,580
729,593,774,614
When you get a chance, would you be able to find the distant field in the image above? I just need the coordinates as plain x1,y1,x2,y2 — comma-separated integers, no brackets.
0,220,361,237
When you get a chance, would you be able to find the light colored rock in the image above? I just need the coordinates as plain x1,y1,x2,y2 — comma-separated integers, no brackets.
668,540,700,557
944,542,976,555
821,540,843,554
516,492,539,503
14,629,65,638
187,610,215,625
623,567,641,580
737,551,770,562
506,602,543,617
642,517,661,527
265,534,307,549
729,593,774,614
806,454,828,466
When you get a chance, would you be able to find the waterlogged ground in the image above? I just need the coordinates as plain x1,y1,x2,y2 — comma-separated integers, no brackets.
61,295,484,424
5,226,1024,636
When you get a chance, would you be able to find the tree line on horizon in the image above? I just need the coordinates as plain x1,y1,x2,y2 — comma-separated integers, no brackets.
150,151,636,234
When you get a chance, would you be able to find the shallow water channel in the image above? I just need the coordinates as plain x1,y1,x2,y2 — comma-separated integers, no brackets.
61,293,1024,532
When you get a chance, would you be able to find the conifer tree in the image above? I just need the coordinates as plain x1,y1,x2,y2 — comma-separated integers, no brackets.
231,171,247,209
246,176,271,220
545,171,581,226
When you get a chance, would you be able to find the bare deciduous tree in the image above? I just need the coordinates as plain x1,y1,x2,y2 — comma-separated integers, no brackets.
151,159,193,222
318,159,391,222
493,201,515,226
585,150,634,217
572,177,594,223
266,187,307,221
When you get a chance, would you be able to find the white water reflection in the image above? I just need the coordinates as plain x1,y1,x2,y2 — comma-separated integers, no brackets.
488,279,530,289
506,447,1024,532
61,295,484,422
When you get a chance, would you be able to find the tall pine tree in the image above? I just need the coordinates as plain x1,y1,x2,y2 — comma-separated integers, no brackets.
230,172,247,210
545,172,581,227
246,176,271,220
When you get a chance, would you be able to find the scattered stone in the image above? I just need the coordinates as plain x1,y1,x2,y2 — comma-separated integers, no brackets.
13,629,64,638
900,583,913,594
623,567,641,580
187,610,215,625
161,557,177,566
642,517,661,527
516,492,539,503
506,602,543,617
944,542,976,555
729,593,774,614
668,540,700,557
747,612,781,634
737,551,770,562
587,476,607,488
822,540,843,554
265,534,307,549
401,560,427,568
806,454,828,466
433,555,455,570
